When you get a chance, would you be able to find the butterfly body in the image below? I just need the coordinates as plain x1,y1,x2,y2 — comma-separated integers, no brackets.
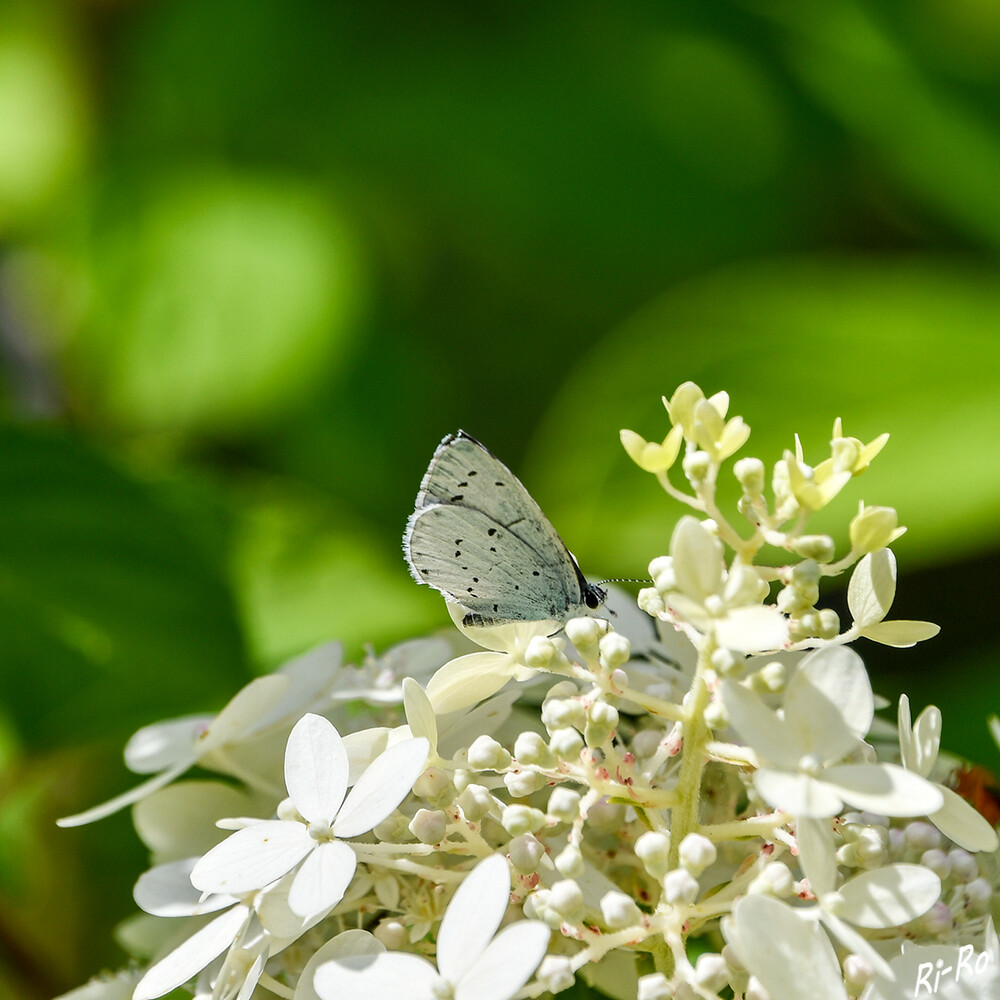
403,431,605,626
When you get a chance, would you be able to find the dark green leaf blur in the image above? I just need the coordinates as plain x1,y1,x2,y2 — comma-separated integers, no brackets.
1,1,998,995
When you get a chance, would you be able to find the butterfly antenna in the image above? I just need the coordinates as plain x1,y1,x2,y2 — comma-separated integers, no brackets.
595,577,653,586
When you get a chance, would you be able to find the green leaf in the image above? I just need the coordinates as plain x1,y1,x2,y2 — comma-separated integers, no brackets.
0,424,247,748
229,484,444,668
65,171,364,434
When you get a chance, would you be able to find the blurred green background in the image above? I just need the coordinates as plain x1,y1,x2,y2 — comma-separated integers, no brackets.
2,0,1000,995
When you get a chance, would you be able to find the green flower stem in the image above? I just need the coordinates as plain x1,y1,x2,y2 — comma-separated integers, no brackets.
697,811,789,842
666,640,715,874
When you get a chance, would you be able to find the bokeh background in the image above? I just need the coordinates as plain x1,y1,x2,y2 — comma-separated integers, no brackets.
2,0,1000,995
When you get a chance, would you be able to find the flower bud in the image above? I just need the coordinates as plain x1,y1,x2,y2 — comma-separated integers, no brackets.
541,698,586,732
549,727,584,760
922,900,953,934
734,457,765,496
694,953,729,993
509,833,546,873
965,877,992,912
635,831,671,878
600,890,640,929
373,918,406,949
817,608,840,639
948,848,978,883
412,766,452,802
585,702,619,746
792,534,836,563
637,973,671,1000
564,616,606,650
373,813,408,841
663,868,699,905
457,783,493,822
904,821,941,853
408,809,447,845
549,879,585,922
599,632,631,670
752,659,786,694
850,504,904,554
746,975,771,1000
504,768,546,798
920,848,950,879
555,843,584,878
467,735,511,771
750,861,793,897
524,635,560,669
547,787,581,823
683,450,711,484
501,804,546,837
710,647,739,677
515,731,555,768
843,954,874,992
679,833,717,876
637,587,665,615
537,956,574,994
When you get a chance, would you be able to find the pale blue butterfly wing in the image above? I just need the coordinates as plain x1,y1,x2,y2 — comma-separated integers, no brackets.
404,431,604,625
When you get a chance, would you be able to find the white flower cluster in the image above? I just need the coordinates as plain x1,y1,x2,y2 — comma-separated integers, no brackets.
60,384,999,1000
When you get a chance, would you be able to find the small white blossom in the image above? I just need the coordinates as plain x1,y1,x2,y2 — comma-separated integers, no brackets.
191,713,428,920
314,855,549,1000
722,647,943,818
897,694,999,852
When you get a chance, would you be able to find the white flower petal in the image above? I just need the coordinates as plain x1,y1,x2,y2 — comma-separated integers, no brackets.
721,681,798,767
133,904,250,1000
671,517,724,602
288,840,357,919
191,821,313,895
847,550,895,628
295,931,386,1000
456,920,551,1000
342,728,392,784
235,952,265,1000
402,678,438,749
860,620,940,647
314,952,438,1000
134,859,236,917
437,690,518,759
426,652,517,714
796,817,836,898
125,717,212,773
792,647,874,743
726,896,847,1000
817,909,893,980
822,763,943,817
200,675,291,752
133,780,260,861
715,605,788,653
754,770,844,817
908,703,941,777
931,784,1000,853
437,856,511,983
284,714,349,823
836,864,940,928
263,640,343,725
334,738,429,839
56,760,192,827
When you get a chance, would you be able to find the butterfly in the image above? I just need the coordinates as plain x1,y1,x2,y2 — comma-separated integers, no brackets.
403,431,605,627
